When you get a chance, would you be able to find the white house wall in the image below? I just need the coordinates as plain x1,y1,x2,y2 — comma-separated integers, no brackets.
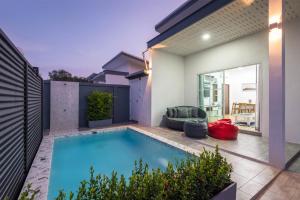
110,62,143,74
103,63,144,86
128,62,145,74
285,19,300,144
105,74,129,85
151,50,185,126
129,76,151,126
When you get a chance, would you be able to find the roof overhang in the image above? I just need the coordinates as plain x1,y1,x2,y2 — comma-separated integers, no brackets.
148,0,234,48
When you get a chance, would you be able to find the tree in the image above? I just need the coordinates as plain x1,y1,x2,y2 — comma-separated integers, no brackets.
48,69,90,82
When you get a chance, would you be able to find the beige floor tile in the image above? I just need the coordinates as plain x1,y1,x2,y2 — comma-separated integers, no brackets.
237,190,251,200
258,190,290,200
291,189,300,200
232,164,263,180
239,180,264,196
252,167,280,186
266,181,297,199
231,173,249,188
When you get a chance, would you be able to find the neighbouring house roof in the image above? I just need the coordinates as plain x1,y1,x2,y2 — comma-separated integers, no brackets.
87,73,97,80
92,70,129,82
92,72,105,82
102,51,147,71
148,0,233,48
126,70,149,80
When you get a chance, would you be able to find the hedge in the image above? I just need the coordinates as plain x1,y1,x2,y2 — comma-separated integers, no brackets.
87,91,113,121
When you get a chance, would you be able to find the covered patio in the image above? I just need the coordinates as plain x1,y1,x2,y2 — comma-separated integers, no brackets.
147,0,300,168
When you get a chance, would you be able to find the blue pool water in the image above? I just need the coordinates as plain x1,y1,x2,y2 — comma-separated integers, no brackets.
48,129,189,199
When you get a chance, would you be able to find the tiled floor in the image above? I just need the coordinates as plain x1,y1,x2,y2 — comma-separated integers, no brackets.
137,126,300,164
131,125,281,200
288,155,300,173
257,171,300,200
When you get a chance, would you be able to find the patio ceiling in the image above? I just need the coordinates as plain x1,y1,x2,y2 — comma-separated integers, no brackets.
155,0,300,56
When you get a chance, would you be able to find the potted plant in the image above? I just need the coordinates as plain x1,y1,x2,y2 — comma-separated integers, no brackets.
87,91,113,128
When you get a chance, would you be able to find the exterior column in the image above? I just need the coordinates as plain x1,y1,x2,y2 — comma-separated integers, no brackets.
269,0,285,168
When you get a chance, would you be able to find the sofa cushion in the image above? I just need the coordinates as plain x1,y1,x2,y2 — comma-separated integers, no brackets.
168,118,189,122
168,118,205,122
177,107,189,118
187,107,193,118
191,107,199,117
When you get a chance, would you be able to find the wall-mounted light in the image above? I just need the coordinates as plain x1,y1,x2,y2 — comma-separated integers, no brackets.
241,0,255,6
202,33,211,41
142,49,150,71
152,44,167,49
269,16,282,41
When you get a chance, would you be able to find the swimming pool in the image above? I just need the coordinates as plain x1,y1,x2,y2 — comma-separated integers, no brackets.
48,128,189,199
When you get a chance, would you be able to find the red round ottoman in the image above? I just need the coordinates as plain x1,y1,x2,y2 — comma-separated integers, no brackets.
208,119,238,140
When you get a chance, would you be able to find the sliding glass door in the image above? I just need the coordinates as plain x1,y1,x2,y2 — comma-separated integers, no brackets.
199,71,224,122
199,64,260,133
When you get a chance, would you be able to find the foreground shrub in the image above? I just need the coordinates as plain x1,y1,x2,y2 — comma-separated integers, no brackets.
87,91,113,121
17,184,39,200
55,146,232,200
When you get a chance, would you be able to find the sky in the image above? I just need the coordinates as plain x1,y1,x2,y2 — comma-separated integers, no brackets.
0,0,185,79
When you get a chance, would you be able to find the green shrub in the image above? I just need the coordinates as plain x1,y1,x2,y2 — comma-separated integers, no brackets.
55,146,232,200
87,91,113,121
17,184,39,200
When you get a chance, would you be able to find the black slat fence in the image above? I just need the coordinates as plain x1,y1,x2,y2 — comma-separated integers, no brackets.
0,29,43,200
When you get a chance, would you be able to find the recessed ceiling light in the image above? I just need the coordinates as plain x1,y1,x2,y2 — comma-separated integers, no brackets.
202,33,211,41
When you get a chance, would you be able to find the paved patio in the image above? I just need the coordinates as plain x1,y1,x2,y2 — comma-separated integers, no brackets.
257,171,300,200
134,126,300,164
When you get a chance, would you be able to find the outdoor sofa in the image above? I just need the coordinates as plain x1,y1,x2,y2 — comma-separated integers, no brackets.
164,106,207,131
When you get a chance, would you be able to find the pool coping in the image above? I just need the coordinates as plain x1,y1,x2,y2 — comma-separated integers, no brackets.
20,125,207,200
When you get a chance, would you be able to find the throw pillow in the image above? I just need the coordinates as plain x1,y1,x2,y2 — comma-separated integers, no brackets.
177,107,189,118
167,107,174,117
172,108,178,118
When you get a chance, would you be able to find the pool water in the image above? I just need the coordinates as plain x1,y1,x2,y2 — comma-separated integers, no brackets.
48,129,189,199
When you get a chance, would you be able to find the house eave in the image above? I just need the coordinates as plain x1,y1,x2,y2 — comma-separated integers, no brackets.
155,0,213,33
147,0,234,48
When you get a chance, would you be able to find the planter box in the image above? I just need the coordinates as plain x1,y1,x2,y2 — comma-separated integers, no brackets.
212,182,236,200
88,119,112,128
